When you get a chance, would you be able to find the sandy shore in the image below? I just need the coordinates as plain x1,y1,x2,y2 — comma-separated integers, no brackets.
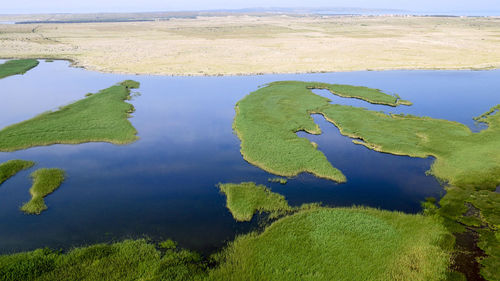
1,15,500,76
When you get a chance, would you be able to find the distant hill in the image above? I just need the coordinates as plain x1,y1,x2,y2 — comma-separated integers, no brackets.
1,7,498,24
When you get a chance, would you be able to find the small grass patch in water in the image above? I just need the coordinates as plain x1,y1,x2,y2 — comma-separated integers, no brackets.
20,168,65,215
0,160,35,185
218,182,291,221
267,177,287,184
0,59,39,79
0,80,140,152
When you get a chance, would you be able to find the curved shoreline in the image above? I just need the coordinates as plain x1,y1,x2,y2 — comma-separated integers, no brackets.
0,80,140,152
1,57,499,77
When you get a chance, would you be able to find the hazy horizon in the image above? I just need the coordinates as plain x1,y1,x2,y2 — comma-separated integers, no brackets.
2,0,500,15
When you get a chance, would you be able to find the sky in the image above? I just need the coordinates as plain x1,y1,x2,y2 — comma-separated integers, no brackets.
2,0,500,14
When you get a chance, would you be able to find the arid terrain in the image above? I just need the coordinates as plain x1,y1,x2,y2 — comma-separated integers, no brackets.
1,15,500,75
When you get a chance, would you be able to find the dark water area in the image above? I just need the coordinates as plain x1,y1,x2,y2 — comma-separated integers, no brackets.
0,60,499,255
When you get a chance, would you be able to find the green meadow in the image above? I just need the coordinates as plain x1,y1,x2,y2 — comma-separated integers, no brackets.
20,168,65,215
209,206,451,281
0,80,140,152
0,160,35,185
0,59,39,79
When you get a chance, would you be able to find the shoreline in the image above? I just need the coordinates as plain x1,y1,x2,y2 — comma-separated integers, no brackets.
2,56,499,77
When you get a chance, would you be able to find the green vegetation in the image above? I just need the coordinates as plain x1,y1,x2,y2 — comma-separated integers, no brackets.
218,182,291,221
0,80,140,152
0,239,207,281
159,239,178,250
317,102,500,279
0,160,35,185
268,177,287,184
20,168,65,215
235,81,500,279
234,82,344,181
0,59,39,79
209,206,451,281
233,81,411,182
319,104,500,190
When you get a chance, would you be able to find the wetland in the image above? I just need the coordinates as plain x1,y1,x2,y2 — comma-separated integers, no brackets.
0,59,499,280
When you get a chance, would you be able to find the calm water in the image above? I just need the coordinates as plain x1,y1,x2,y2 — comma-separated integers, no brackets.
0,60,499,254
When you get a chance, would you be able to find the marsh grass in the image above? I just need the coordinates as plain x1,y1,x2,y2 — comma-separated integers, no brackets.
235,81,500,279
0,206,453,281
0,80,140,152
218,182,291,221
0,59,39,79
306,82,412,106
20,168,65,215
233,81,410,182
209,207,451,281
0,160,35,185
0,239,207,281
318,102,500,276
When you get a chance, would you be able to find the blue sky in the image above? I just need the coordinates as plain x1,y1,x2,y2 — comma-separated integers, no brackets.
2,0,499,14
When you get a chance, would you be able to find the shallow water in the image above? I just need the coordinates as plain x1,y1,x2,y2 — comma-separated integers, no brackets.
0,60,499,254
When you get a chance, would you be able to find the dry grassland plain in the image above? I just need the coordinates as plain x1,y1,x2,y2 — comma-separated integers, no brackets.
1,15,500,75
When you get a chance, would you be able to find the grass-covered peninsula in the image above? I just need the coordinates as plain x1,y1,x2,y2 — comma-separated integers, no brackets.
0,59,39,79
218,182,291,221
210,206,451,281
0,160,35,185
20,168,65,215
234,81,500,280
233,81,410,181
306,82,411,106
0,80,140,152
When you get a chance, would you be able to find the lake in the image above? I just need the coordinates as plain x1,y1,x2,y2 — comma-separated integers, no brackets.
0,60,498,254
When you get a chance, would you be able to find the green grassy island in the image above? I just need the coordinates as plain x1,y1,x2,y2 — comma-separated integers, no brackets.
218,182,291,221
0,80,140,152
0,59,39,79
0,160,35,185
234,81,500,279
20,168,65,215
